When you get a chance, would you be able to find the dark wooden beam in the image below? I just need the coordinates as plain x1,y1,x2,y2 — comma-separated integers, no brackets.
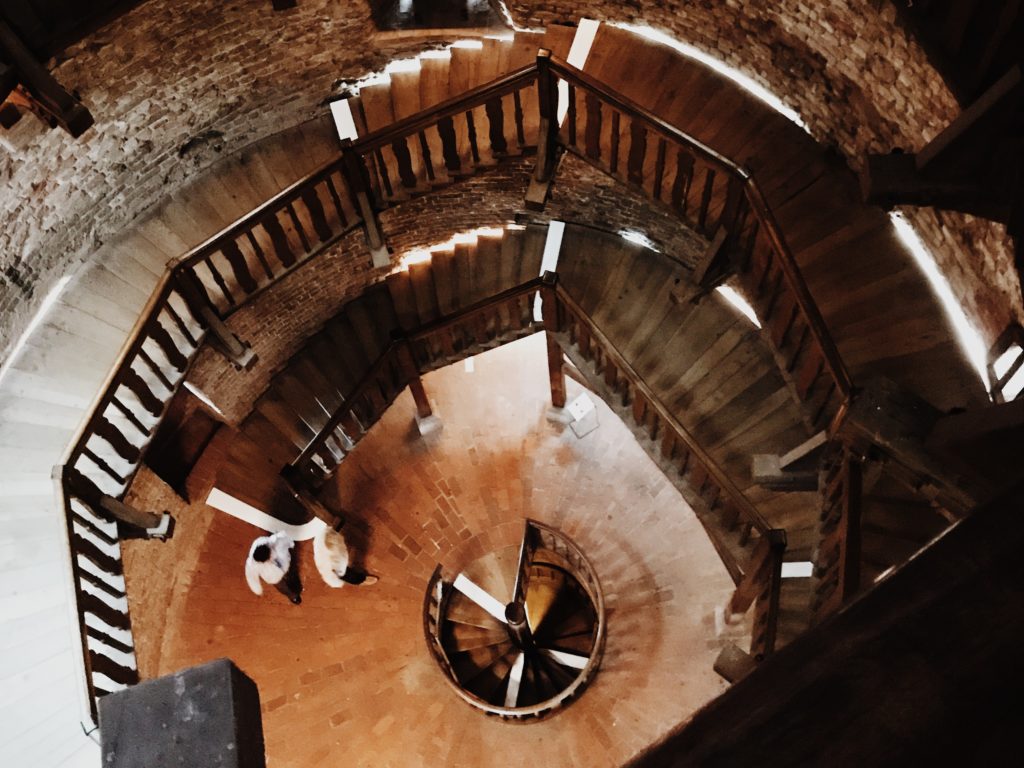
0,18,92,137
861,66,1022,223
271,0,297,9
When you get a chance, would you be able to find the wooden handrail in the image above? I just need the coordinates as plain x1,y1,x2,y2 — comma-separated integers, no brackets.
293,278,545,475
547,54,853,409
547,56,740,178
352,63,538,154
554,284,773,536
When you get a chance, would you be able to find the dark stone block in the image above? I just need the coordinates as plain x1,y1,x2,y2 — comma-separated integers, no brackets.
99,658,265,768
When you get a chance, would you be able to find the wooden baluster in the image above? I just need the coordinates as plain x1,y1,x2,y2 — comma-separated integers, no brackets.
220,240,258,295
110,397,150,436
417,130,436,183
513,88,526,149
465,110,481,166
323,174,350,227
652,138,667,202
94,416,141,465
391,136,418,190
698,167,717,235
671,150,695,217
610,111,621,175
121,367,164,419
584,92,602,161
204,257,236,308
566,83,577,147
66,466,163,530
627,118,647,186
301,185,334,242
284,201,312,254
485,96,507,155
437,117,462,174
137,348,174,392
262,211,296,268
163,302,198,348
245,229,276,279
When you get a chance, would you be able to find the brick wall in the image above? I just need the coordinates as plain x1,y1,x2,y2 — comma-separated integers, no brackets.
0,0,462,359
507,1,1021,340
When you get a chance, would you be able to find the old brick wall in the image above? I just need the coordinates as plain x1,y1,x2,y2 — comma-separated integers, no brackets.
0,0,462,360
507,1,1021,341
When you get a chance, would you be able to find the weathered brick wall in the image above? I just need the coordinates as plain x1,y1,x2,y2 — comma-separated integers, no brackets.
507,1,1021,341
0,0,459,359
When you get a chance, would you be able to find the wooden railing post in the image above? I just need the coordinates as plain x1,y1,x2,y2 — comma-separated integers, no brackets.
340,138,391,267
814,446,863,621
280,465,343,527
541,271,566,408
174,271,256,370
395,336,433,419
527,50,559,209
65,466,169,534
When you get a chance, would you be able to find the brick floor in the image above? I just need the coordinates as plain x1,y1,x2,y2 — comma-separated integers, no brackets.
126,333,734,766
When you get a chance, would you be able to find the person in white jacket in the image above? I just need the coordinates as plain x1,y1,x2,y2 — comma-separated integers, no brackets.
245,531,302,604
313,525,378,588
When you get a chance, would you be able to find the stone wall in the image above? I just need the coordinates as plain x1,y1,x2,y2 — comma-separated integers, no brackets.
506,0,1021,341
0,0,461,359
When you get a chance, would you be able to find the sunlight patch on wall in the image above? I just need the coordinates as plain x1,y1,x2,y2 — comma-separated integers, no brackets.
610,22,810,133
889,211,990,391
396,226,508,272
716,285,761,329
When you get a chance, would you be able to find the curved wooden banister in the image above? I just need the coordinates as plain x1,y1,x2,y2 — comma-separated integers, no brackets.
553,285,773,539
55,49,853,720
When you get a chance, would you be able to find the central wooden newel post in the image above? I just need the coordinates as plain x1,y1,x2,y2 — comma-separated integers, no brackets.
339,138,391,267
527,49,560,210
540,271,566,408
395,335,434,420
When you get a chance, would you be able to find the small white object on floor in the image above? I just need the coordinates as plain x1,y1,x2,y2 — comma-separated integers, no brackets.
567,392,599,438
416,405,443,436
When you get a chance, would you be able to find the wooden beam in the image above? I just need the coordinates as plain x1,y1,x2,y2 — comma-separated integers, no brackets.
713,642,757,684
861,66,1023,223
65,466,165,532
541,272,566,407
0,19,93,137
752,431,827,491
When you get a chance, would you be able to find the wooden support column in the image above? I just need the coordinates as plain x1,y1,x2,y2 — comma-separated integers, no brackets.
395,338,432,419
340,139,390,267
175,273,256,370
280,465,343,528
63,466,168,535
540,271,566,408
526,50,560,210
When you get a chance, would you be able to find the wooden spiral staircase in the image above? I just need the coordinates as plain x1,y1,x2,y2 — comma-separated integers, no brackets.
19,16,1023,767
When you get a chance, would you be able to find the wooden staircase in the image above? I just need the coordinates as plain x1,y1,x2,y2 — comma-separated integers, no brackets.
219,223,548,506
